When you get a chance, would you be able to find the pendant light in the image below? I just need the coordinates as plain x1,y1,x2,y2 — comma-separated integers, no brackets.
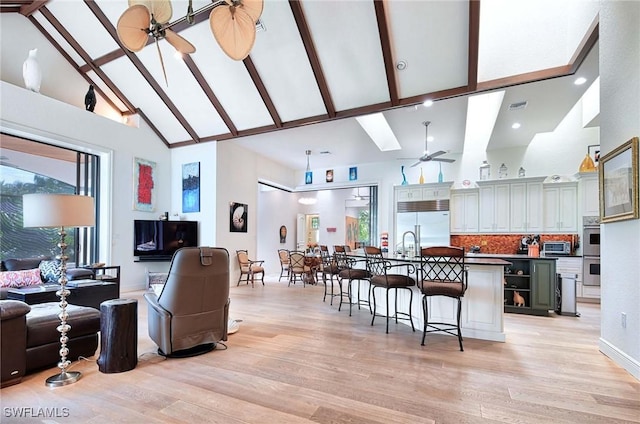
304,150,312,185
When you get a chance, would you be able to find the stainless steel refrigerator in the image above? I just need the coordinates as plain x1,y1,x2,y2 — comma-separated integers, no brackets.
395,200,450,254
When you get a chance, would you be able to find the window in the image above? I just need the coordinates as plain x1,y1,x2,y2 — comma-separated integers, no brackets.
0,135,99,265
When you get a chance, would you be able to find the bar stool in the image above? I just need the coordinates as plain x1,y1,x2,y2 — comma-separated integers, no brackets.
365,246,416,333
335,246,371,316
320,246,341,303
419,246,467,351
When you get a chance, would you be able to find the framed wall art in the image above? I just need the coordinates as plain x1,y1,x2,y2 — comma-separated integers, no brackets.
349,167,358,181
182,162,200,213
599,137,639,223
230,202,248,232
326,169,334,183
133,157,156,212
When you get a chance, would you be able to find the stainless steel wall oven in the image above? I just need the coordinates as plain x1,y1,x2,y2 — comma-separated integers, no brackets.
582,216,600,286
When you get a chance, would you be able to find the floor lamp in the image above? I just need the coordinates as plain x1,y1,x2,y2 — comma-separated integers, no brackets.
22,193,95,387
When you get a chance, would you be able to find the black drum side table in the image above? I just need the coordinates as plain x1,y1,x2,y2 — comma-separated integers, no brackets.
97,298,138,373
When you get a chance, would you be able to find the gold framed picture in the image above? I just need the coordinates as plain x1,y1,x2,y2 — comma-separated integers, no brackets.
599,137,639,223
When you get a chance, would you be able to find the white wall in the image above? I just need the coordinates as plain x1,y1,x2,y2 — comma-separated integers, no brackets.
1,82,172,293
0,13,121,123
598,0,640,380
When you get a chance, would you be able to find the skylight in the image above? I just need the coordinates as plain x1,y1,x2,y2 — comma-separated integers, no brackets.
355,113,401,152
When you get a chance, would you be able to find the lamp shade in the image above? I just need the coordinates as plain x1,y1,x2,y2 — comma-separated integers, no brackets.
23,194,95,228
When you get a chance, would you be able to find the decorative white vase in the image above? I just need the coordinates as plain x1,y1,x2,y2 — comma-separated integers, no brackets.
22,48,42,93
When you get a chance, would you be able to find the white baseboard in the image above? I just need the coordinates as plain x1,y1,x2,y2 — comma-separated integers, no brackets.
599,338,640,381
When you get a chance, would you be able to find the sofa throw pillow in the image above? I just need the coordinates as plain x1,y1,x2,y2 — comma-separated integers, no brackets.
0,269,42,288
39,260,61,284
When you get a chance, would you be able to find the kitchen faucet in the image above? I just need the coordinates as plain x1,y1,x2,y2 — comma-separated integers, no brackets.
402,230,418,257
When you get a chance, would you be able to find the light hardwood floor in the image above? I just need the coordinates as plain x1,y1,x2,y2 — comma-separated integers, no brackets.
2,276,639,423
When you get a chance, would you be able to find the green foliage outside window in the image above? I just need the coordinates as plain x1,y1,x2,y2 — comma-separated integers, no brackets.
0,173,75,261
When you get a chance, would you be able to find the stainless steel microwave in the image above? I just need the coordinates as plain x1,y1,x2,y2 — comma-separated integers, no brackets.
542,241,571,256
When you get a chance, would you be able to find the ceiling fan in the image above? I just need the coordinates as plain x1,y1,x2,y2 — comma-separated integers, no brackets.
410,121,455,167
116,0,263,85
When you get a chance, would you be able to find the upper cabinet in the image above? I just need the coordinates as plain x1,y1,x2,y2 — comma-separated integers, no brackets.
450,189,479,233
578,172,599,217
477,182,510,233
395,182,453,202
509,178,545,233
543,182,578,232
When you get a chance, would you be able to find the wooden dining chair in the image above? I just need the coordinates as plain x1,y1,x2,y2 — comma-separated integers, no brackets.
236,250,265,287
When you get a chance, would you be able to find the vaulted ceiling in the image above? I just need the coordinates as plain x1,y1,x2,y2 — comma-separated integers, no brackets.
1,0,600,171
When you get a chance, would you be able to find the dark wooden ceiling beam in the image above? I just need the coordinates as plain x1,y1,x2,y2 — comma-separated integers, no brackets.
182,55,238,136
373,0,399,106
19,0,47,16
289,0,336,118
467,0,480,92
569,15,599,73
243,56,282,128
84,0,201,143
37,6,135,113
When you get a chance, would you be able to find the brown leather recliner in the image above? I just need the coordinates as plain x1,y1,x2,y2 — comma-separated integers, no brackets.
144,247,230,357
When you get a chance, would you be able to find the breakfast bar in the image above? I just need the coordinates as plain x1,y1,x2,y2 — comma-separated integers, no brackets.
346,252,511,342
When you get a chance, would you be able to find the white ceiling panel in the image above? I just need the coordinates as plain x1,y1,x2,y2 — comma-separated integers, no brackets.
101,58,190,143
183,24,274,131
134,41,229,138
478,0,598,82
32,13,85,67
387,0,469,98
45,0,120,59
301,0,389,110
249,0,326,122
86,69,128,112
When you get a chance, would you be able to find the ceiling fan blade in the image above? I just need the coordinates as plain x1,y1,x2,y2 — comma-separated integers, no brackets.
129,0,172,24
155,39,169,87
410,161,422,168
209,4,257,60
429,150,447,158
239,0,264,23
165,29,196,54
117,5,151,52
432,157,455,163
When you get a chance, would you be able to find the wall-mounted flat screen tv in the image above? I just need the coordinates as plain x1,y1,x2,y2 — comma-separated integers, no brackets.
133,220,198,261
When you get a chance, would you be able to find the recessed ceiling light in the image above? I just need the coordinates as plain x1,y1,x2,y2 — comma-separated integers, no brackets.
574,77,587,85
423,99,434,107
512,122,521,129
427,136,434,142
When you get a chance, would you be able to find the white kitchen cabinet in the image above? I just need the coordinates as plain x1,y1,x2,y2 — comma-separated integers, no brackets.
543,183,578,232
450,189,479,233
478,183,510,233
510,179,544,233
578,172,599,217
395,186,423,202
422,183,451,201
395,183,452,202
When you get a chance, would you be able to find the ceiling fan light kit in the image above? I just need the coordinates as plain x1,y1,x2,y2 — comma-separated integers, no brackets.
117,0,263,83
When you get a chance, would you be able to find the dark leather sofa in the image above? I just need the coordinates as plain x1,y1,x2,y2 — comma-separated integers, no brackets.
1,257,94,300
0,300,101,387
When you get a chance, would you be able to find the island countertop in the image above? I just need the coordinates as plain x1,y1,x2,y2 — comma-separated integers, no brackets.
346,252,511,266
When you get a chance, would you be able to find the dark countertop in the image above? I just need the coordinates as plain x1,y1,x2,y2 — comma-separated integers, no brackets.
346,252,511,266
466,253,559,260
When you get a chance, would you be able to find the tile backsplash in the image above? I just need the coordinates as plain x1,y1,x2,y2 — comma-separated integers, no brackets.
451,234,578,254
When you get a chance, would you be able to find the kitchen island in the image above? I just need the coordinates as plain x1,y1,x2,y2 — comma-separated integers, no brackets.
467,253,558,316
346,252,511,342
